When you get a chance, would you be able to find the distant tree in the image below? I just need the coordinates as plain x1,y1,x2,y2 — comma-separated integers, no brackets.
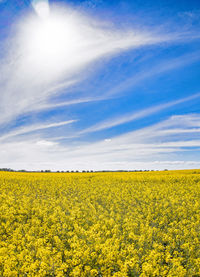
0,168,14,172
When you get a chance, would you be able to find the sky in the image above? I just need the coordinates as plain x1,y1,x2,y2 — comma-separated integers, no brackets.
0,0,200,171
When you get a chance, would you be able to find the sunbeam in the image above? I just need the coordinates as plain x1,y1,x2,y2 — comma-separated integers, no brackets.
32,0,50,19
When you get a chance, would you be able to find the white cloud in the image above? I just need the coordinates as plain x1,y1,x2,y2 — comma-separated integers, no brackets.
0,3,193,126
0,120,76,142
1,3,200,171
106,50,200,97
79,92,200,134
36,95,108,111
36,140,57,147
104,139,112,142
0,114,200,171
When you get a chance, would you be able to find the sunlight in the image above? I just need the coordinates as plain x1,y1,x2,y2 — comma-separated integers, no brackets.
21,4,82,78
29,16,74,58
32,0,50,19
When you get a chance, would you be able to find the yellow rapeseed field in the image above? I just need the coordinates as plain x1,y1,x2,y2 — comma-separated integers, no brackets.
0,170,200,276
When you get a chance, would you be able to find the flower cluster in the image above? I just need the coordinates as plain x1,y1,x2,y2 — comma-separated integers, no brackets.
0,170,200,276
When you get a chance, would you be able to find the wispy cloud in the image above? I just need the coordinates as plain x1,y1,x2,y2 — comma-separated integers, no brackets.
80,92,200,134
35,96,109,111
0,114,200,171
0,120,76,142
106,50,200,97
1,2,200,171
0,2,198,126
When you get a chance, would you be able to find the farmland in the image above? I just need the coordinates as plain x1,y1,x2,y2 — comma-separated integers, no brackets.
0,170,200,276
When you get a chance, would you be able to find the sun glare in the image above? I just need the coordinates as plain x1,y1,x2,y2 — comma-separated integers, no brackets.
21,4,82,78
30,0,71,63
19,1,113,81
30,17,70,57
32,0,50,19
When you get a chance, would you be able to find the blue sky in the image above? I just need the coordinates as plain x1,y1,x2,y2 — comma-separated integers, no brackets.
0,0,200,171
